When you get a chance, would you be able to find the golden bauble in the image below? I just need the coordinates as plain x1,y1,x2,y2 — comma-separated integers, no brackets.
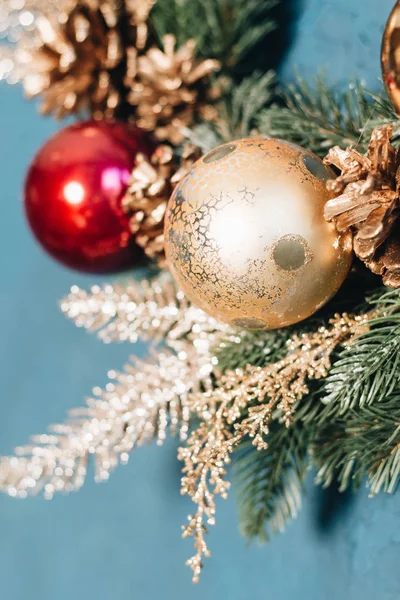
164,138,352,330
382,0,400,115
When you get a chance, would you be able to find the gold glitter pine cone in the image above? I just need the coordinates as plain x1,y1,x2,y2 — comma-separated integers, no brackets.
126,34,221,145
122,143,202,264
23,0,154,119
324,124,400,287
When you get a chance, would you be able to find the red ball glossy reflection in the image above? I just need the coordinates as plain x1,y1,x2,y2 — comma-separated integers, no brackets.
24,120,154,273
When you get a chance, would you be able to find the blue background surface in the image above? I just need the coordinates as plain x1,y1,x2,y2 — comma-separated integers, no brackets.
0,1,399,598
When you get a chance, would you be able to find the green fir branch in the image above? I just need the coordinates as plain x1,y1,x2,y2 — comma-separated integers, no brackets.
188,72,276,151
257,75,399,156
312,397,400,496
150,0,278,72
214,71,276,141
319,289,400,418
215,324,288,372
233,420,308,541
216,285,400,541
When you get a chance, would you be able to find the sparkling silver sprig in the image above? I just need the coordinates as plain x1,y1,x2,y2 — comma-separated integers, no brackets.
0,348,208,499
0,275,235,498
60,274,230,385
60,274,190,344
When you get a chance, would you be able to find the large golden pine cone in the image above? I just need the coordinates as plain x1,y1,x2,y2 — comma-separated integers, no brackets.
126,34,220,145
324,125,400,287
122,143,202,265
22,0,154,119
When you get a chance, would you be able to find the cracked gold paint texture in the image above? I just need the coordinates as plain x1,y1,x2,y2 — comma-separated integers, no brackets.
164,137,353,329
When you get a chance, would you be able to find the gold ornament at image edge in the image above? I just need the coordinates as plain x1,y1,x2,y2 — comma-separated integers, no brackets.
164,138,353,329
381,0,400,114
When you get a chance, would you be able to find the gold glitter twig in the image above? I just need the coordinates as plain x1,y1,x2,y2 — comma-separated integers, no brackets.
179,312,369,582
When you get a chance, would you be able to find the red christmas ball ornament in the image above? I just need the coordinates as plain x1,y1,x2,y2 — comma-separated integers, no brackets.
24,120,155,273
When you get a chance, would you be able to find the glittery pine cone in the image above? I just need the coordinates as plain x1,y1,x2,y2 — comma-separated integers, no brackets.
122,143,202,264
126,34,220,145
324,125,400,287
23,0,154,119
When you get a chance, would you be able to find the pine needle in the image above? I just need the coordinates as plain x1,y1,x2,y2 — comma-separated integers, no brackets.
150,0,278,72
258,74,399,156
233,422,308,541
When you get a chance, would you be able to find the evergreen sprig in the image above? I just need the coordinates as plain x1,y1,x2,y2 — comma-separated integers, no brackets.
189,72,276,151
234,421,308,541
215,71,276,141
313,397,400,496
257,75,399,156
216,324,288,372
193,75,400,163
150,0,278,73
319,288,400,418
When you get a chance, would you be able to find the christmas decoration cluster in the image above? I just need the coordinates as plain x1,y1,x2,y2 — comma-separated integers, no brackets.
3,0,219,270
3,0,220,139
2,0,400,586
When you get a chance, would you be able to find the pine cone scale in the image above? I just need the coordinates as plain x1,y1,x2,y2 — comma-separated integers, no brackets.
123,143,202,264
22,0,154,119
324,124,400,287
126,35,220,144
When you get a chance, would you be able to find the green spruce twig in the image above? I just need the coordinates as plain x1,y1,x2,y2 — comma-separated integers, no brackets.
319,288,400,417
150,0,278,73
258,75,399,156
187,72,276,151
215,71,276,141
234,421,308,541
312,397,400,496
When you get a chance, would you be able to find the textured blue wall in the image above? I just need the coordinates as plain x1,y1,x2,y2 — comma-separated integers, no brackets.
0,1,399,599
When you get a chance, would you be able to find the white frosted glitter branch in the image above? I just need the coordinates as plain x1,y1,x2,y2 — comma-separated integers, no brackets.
0,275,235,499
0,349,207,499
60,274,232,396
60,274,229,355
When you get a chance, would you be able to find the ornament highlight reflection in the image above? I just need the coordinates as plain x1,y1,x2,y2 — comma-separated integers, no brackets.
101,167,130,195
63,181,85,206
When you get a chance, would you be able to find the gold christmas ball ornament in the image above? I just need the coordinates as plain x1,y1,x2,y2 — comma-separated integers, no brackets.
164,138,352,330
382,0,400,115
